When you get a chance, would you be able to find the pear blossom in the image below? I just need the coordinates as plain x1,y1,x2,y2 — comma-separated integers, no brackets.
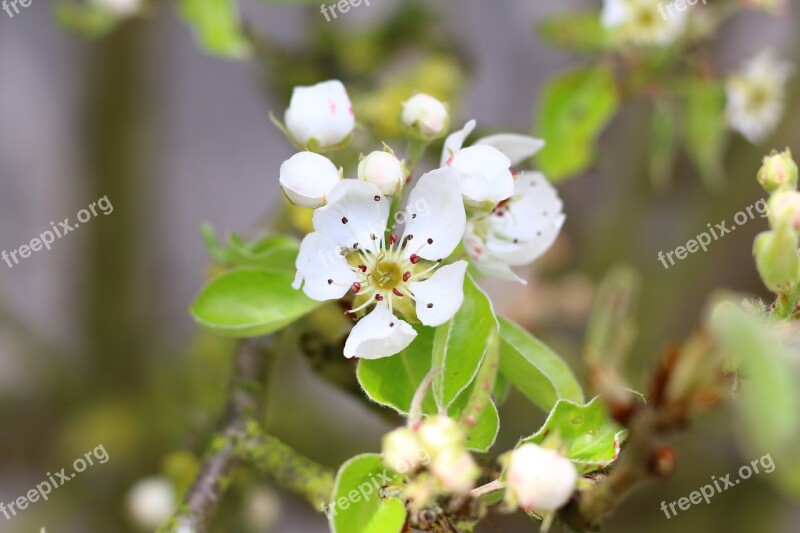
441,119,545,208
417,415,464,456
401,93,450,139
505,444,578,512
430,450,480,492
758,149,798,192
726,51,794,144
91,0,141,16
284,80,355,150
279,152,342,208
358,151,406,196
601,0,687,46
768,190,800,232
382,427,428,473
292,168,468,359
464,172,565,283
126,477,176,530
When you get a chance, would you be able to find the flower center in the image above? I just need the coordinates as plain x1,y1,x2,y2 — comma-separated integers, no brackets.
373,259,403,290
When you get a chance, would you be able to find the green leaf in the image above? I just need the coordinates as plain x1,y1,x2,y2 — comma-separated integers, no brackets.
53,2,118,38
431,275,499,409
537,10,612,53
201,225,299,272
449,386,499,453
682,79,727,190
190,267,322,337
498,317,584,411
328,454,406,533
520,397,626,474
177,0,251,59
650,101,679,190
536,66,619,181
357,327,437,415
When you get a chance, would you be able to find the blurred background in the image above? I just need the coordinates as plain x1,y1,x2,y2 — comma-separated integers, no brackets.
1,0,800,531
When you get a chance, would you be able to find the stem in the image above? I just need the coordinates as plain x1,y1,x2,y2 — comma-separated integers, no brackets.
470,479,505,498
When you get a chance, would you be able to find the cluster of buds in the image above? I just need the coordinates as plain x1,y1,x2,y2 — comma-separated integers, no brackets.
753,149,800,293
381,416,480,509
503,443,578,513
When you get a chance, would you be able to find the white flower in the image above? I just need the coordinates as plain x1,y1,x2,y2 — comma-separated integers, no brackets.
401,93,449,139
126,477,176,530
382,427,428,473
505,444,577,512
464,172,564,283
726,51,793,144
279,152,342,208
417,415,464,457
284,80,355,149
430,450,480,493
442,120,545,208
91,0,141,16
292,168,468,359
602,0,687,46
358,151,405,196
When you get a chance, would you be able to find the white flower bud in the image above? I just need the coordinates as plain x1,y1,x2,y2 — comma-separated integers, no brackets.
758,149,798,193
358,151,405,196
447,145,514,208
417,415,463,457
279,152,342,208
769,190,800,232
91,0,141,16
126,477,176,530
430,450,479,493
401,94,449,140
505,444,577,512
284,80,355,150
382,427,427,474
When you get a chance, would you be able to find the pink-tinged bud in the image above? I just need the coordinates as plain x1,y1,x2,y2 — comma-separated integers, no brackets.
382,427,428,474
126,477,176,530
505,444,578,512
417,416,463,457
358,151,406,196
401,94,450,140
768,190,800,232
758,149,798,193
284,80,355,149
430,450,479,493
279,152,342,208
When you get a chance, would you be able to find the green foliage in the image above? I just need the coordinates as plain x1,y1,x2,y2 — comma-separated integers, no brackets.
190,267,323,337
201,224,299,272
682,79,728,190
53,1,119,38
328,454,406,533
497,317,583,411
536,66,619,181
520,397,626,474
537,10,612,53
650,101,680,190
177,0,251,59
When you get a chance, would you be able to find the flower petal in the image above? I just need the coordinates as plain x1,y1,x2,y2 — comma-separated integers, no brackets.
284,80,355,149
402,167,466,261
343,302,417,359
313,180,390,254
293,232,358,301
449,145,514,206
440,119,476,167
409,261,468,327
463,224,527,284
474,134,545,166
279,152,342,208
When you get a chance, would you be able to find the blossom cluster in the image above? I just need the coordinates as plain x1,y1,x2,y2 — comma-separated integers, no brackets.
278,80,565,359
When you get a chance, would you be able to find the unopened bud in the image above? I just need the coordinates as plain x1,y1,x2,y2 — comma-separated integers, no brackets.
401,94,449,140
430,450,479,493
358,151,405,196
382,427,427,474
279,152,342,208
768,190,800,232
284,80,355,150
126,477,176,531
758,149,798,193
417,415,463,457
505,444,577,512
753,226,800,292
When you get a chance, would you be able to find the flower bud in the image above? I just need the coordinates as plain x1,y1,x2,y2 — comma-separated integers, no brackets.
401,93,449,140
284,80,355,150
417,415,463,457
279,152,342,208
358,151,406,196
758,149,798,193
447,145,513,208
753,226,800,293
126,477,176,530
768,190,800,232
382,427,427,474
91,0,141,16
505,444,577,512
430,450,480,493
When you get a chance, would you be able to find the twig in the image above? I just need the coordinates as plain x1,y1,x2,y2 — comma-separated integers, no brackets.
470,479,505,498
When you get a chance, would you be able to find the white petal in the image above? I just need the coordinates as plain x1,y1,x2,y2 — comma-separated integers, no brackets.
312,180,390,254
440,119,476,167
284,80,355,149
401,167,466,261
449,145,514,206
474,134,545,166
343,303,417,359
293,232,358,301
409,261,468,327
401,94,449,138
279,152,341,208
601,0,628,28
